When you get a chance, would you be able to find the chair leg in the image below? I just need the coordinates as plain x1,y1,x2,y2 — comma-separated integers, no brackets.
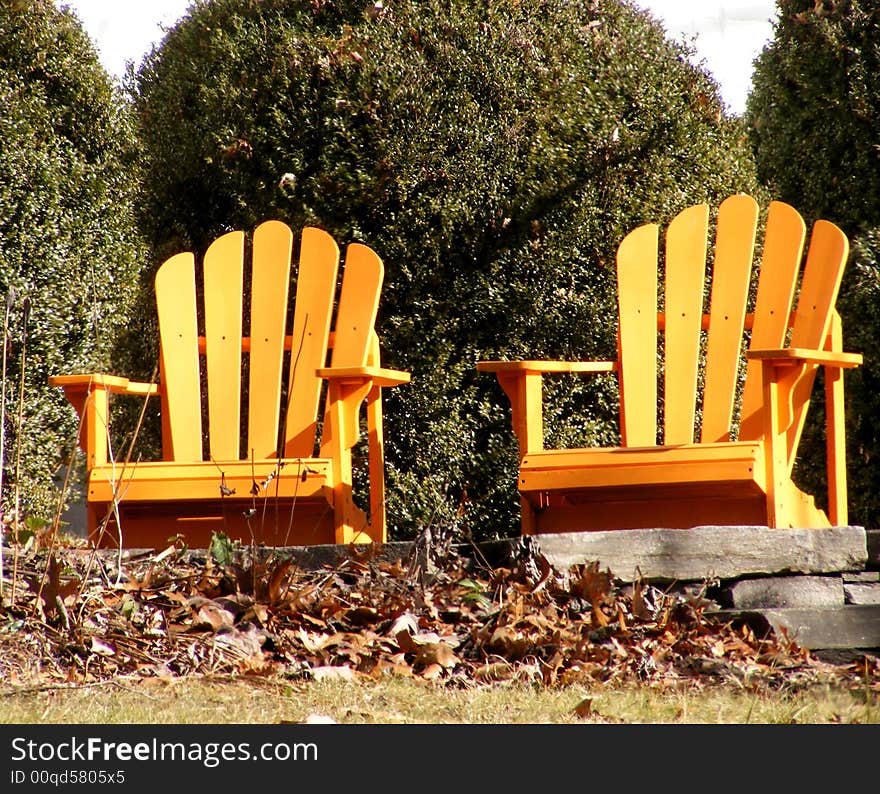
365,386,387,543
520,496,537,535
762,362,788,528
823,316,848,526
327,381,374,544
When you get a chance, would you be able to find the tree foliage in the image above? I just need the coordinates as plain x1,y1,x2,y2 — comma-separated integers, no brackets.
748,0,880,527
132,0,759,540
0,1,144,520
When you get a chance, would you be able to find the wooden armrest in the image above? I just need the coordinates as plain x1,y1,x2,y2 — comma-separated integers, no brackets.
476,360,617,457
316,365,411,388
476,360,618,374
48,374,159,469
49,374,160,396
747,348,863,368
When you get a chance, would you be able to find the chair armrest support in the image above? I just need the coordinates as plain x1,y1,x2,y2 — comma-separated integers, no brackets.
316,363,409,541
49,374,160,468
750,346,861,526
477,360,618,455
317,366,410,468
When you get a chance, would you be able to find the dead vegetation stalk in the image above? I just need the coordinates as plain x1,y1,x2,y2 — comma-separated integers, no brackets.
10,297,30,607
0,288,13,600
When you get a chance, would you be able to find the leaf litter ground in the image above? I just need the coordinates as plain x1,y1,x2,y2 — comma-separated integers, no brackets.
1,533,877,700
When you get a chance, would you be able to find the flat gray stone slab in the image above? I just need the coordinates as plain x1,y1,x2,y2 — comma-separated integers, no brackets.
710,605,880,650
722,575,843,609
530,525,867,582
868,529,880,569
844,583,880,606
843,571,879,583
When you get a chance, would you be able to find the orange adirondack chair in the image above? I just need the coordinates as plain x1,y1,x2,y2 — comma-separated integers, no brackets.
50,221,409,548
478,195,862,534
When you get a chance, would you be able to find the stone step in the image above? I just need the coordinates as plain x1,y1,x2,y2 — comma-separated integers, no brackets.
843,571,879,583
516,525,868,583
868,528,880,570
709,605,880,650
720,575,844,609
844,582,880,606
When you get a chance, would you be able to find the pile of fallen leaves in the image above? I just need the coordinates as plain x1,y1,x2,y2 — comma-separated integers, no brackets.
1,536,877,693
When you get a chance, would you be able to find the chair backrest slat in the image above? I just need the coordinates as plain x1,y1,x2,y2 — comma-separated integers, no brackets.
616,222,659,446
247,221,293,459
156,252,202,461
332,243,384,368
663,203,709,445
790,219,848,349
282,227,340,458
701,194,758,442
779,218,849,465
738,201,806,442
616,197,843,451
203,231,245,461
156,222,387,465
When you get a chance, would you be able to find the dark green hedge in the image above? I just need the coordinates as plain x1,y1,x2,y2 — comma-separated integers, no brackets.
0,1,144,521
132,0,760,540
748,0,880,528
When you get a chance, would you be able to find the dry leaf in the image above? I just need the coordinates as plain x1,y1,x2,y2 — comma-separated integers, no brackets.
297,629,331,653
347,606,379,626
389,612,419,639
310,665,356,682
630,578,654,621
420,663,443,680
195,602,236,632
573,698,593,719
267,558,293,604
90,637,116,657
488,625,531,660
570,561,614,627
413,641,459,669
32,554,79,618
474,662,516,682
213,625,266,659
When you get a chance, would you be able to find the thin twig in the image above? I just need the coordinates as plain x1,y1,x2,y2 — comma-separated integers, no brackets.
49,401,90,544
279,315,310,546
72,366,158,604
0,288,14,600
11,297,30,607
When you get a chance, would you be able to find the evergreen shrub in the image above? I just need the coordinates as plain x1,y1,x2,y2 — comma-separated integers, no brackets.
748,0,880,527
0,1,144,522
133,0,760,539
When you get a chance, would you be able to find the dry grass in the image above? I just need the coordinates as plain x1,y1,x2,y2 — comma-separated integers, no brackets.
2,534,878,727
1,675,876,725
